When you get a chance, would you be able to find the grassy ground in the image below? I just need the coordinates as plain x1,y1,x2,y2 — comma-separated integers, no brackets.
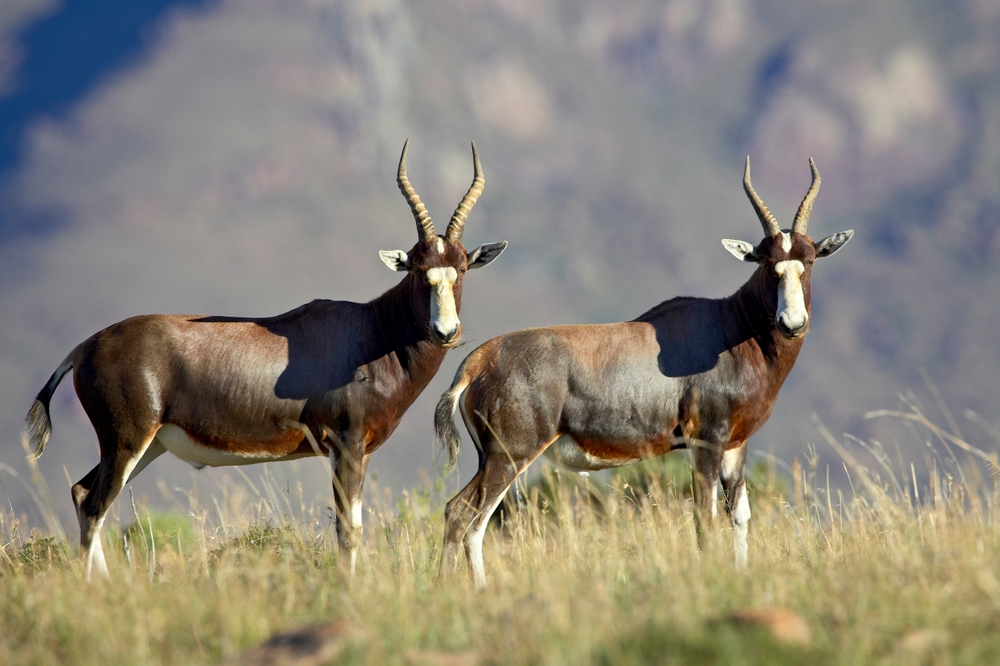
3,404,1000,665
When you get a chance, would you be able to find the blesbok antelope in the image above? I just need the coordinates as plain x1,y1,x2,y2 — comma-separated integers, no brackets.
24,140,507,580
436,157,853,587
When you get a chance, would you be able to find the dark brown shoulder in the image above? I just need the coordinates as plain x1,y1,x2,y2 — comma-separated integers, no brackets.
633,296,718,323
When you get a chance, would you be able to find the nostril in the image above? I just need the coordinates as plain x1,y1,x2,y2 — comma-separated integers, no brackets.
433,324,459,342
777,314,807,338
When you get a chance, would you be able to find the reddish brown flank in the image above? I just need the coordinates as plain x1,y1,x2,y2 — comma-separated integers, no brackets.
435,157,854,587
24,141,507,580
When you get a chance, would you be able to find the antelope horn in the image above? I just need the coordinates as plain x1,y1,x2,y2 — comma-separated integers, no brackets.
445,142,485,242
397,139,436,241
792,158,821,236
743,156,781,238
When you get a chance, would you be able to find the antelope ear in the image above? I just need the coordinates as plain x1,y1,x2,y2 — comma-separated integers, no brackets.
379,250,410,271
721,239,758,262
814,230,854,258
467,241,508,269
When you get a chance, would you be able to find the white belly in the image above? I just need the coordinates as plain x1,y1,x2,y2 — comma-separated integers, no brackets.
542,434,641,472
155,424,295,469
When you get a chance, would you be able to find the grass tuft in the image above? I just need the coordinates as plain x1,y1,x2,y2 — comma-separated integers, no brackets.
2,406,1000,664
11,533,71,574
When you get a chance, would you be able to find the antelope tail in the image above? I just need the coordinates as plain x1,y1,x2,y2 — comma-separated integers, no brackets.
24,356,74,459
434,369,471,474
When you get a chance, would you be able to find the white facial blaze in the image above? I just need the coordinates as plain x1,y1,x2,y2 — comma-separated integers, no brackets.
781,232,792,253
426,266,460,340
774,259,808,333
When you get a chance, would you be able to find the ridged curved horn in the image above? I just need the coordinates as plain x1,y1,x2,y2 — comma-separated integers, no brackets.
743,156,781,237
792,158,821,236
445,142,485,242
397,139,436,241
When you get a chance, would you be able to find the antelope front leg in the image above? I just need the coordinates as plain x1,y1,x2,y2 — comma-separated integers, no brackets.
691,438,724,550
721,441,751,568
331,443,370,577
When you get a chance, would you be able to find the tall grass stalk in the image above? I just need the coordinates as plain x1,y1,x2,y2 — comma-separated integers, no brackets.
3,408,1000,665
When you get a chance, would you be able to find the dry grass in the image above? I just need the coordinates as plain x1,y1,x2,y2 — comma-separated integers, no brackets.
3,403,1000,665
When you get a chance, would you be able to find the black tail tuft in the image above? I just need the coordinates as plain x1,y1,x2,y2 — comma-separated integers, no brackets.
24,400,53,460
23,359,73,459
434,384,465,474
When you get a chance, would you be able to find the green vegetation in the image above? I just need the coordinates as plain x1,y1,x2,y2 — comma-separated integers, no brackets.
2,408,1000,665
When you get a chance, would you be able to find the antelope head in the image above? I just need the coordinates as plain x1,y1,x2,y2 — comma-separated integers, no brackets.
379,140,507,347
722,157,853,339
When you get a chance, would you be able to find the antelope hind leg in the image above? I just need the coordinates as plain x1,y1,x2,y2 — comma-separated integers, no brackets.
440,453,518,589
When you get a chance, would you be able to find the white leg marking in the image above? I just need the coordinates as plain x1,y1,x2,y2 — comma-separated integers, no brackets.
720,446,743,480
328,448,366,576
732,485,751,569
466,488,509,589
349,495,364,576
350,498,363,530
722,446,750,569
84,433,159,581
85,516,108,581
775,259,808,332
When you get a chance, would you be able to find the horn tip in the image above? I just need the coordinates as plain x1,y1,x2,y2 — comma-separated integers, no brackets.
471,141,483,174
807,157,820,183
398,139,410,175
